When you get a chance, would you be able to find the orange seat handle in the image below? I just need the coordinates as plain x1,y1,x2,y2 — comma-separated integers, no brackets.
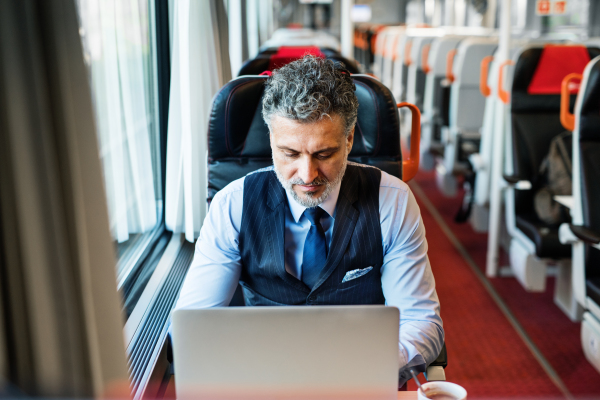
560,73,583,131
404,40,413,66
498,60,515,104
480,56,493,97
398,102,421,182
446,49,457,83
422,44,431,74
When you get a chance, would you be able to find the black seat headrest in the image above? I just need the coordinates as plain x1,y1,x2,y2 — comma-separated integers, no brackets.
207,74,401,201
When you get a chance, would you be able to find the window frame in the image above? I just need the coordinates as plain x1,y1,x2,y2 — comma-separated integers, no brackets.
115,0,171,298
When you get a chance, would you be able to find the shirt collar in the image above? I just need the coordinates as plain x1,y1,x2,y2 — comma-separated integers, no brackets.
285,181,341,223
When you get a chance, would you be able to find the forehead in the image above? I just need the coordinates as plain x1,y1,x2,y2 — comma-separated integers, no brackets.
269,115,346,146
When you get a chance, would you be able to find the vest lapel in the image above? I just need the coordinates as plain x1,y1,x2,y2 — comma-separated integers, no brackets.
311,169,360,291
266,173,310,292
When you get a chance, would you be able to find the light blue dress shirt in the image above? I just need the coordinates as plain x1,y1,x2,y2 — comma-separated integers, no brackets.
175,168,444,383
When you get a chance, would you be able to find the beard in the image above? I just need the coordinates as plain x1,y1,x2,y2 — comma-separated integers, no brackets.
273,159,348,208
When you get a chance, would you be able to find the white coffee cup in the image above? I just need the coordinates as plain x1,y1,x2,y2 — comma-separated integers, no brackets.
417,381,467,400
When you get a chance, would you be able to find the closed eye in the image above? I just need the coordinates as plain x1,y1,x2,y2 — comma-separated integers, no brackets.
315,153,333,160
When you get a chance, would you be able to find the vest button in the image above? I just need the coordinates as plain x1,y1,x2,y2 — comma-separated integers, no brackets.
308,295,316,302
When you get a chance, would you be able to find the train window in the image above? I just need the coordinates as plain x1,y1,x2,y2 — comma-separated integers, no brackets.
75,0,163,287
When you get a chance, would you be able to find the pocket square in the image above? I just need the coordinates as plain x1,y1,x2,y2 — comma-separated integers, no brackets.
341,266,373,283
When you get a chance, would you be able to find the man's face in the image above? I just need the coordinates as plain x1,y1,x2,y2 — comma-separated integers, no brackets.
270,115,354,207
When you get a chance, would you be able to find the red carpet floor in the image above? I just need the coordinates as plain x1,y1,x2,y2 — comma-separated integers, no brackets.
407,170,600,398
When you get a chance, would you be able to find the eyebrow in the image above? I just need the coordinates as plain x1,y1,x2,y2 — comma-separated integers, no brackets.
276,145,341,154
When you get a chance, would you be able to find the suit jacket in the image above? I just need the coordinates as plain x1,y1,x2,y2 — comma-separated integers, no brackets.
238,164,385,306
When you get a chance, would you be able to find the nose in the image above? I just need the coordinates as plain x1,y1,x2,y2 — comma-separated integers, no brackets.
297,156,319,184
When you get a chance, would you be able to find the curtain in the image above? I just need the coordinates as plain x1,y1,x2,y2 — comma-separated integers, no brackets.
228,0,245,75
165,0,231,242
77,0,159,243
246,0,260,58
0,0,128,395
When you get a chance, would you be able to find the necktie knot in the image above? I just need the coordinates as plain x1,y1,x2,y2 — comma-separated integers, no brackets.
304,207,326,226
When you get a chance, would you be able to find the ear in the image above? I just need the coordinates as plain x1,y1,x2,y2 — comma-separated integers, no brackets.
346,127,355,153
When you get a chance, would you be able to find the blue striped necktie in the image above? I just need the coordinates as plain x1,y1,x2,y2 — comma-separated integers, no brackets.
301,207,328,289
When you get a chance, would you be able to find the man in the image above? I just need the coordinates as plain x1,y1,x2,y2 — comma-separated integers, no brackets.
175,55,443,385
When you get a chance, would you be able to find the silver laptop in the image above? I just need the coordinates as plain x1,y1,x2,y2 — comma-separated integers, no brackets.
171,306,399,400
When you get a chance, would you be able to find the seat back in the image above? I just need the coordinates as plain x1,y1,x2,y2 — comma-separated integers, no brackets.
472,40,535,209
380,28,404,88
473,48,510,206
572,56,600,279
508,44,599,216
207,75,403,202
449,38,498,133
420,36,464,160
354,24,381,71
406,36,438,112
373,27,402,80
398,36,413,102
238,46,359,76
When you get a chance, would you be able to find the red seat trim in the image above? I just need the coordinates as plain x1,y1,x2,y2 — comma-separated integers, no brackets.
268,46,325,70
527,45,590,95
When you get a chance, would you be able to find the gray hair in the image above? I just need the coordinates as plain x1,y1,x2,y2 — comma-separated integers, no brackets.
262,55,358,136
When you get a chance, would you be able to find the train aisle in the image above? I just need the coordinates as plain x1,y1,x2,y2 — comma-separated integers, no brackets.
406,171,600,398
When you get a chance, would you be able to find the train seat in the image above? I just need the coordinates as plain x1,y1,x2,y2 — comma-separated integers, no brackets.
420,36,465,170
380,27,405,89
435,37,497,197
372,26,402,81
406,35,440,112
354,24,382,72
558,55,600,372
207,73,416,202
237,46,359,76
502,44,600,294
392,35,414,102
470,42,528,232
206,71,445,380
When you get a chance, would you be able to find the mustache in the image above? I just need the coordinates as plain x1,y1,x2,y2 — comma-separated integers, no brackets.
287,176,330,186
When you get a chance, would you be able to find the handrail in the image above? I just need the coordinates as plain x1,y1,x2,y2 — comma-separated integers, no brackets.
560,73,583,131
422,44,431,74
390,34,400,61
498,60,515,104
404,40,413,66
480,56,494,97
446,49,457,83
398,102,421,182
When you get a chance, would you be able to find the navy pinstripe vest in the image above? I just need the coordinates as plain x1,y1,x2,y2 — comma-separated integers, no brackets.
239,164,385,306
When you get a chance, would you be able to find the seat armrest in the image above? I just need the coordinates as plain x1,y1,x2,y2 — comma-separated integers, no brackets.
429,343,447,368
469,153,484,171
559,223,578,245
569,224,600,244
425,344,447,382
503,175,532,190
